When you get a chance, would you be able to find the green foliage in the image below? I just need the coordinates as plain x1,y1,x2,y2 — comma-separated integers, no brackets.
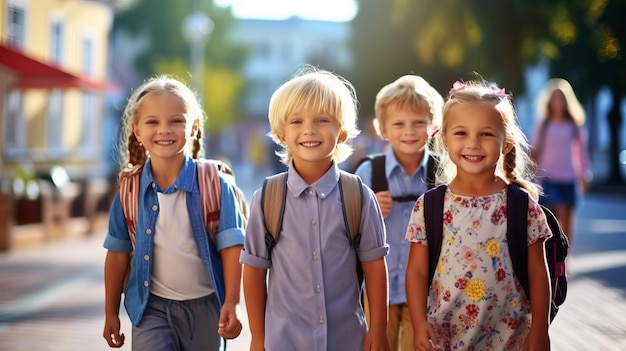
114,0,249,132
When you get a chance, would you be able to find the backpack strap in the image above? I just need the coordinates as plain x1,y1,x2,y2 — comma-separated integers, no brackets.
506,183,531,299
425,155,437,190
261,172,288,254
196,160,222,245
369,154,388,194
338,171,363,244
118,164,143,248
424,184,447,289
338,171,364,287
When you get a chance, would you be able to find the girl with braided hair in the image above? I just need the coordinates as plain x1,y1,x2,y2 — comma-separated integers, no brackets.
103,75,245,350
405,79,552,350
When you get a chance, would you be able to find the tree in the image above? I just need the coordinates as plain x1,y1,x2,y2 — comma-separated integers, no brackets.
348,0,554,117
113,0,249,142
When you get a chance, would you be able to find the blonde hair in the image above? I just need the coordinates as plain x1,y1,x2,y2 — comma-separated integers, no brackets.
536,78,586,126
373,75,444,135
434,79,540,200
268,65,359,165
117,75,205,170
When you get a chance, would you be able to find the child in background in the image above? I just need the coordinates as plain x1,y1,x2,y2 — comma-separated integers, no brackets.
103,76,245,350
240,66,390,351
354,75,443,351
532,78,591,244
405,80,552,350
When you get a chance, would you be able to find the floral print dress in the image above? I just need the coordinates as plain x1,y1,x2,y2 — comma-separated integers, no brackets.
406,187,551,351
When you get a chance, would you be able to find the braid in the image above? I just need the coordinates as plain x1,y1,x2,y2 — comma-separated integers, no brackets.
127,134,147,167
503,146,517,183
192,129,203,159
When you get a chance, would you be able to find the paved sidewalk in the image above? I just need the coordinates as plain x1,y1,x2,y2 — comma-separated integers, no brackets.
0,192,625,350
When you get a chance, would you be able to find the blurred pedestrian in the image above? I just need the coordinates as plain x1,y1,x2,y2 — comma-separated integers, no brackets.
532,78,592,243
102,75,245,350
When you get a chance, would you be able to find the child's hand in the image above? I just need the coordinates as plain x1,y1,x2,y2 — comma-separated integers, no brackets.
375,191,393,218
413,321,441,350
363,325,390,351
103,316,125,348
218,302,243,339
524,325,550,351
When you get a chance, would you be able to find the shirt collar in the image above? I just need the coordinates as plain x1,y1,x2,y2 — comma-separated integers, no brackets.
287,161,340,199
140,155,196,193
384,147,431,178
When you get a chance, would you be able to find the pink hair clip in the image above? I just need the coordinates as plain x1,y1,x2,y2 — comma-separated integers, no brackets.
449,81,466,95
495,88,507,98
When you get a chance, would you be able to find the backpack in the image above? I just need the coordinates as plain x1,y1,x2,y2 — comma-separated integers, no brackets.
355,154,437,202
119,159,248,248
260,170,364,286
423,183,569,323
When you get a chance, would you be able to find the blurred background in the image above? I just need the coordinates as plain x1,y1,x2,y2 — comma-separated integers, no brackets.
0,0,625,242
0,0,625,349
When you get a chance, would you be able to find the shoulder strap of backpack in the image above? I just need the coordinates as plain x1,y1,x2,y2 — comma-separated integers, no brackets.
370,154,388,193
196,160,222,245
506,183,531,299
338,171,363,243
424,184,447,289
425,155,437,190
118,164,143,248
261,172,288,252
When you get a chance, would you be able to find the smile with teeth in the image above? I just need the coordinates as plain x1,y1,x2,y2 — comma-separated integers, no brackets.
301,141,321,147
463,155,483,161
155,140,175,145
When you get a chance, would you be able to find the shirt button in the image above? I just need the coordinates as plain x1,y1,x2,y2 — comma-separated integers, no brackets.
311,219,316,225
313,252,318,260
307,189,314,195
319,316,324,324
146,229,152,235
316,285,321,293
152,205,158,211
143,254,150,261
143,281,149,287
151,183,156,188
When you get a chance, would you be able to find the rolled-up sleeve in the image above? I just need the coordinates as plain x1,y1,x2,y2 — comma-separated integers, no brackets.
357,185,389,262
216,176,245,251
103,193,133,253
239,189,272,269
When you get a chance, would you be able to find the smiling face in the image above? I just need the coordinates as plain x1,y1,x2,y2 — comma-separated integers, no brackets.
442,102,510,180
380,104,431,161
281,109,346,169
131,92,198,165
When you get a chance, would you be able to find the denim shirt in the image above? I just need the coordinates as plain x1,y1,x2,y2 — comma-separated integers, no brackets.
103,156,245,326
354,147,430,305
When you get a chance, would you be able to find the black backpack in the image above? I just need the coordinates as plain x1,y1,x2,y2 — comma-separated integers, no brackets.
423,183,569,323
355,154,437,202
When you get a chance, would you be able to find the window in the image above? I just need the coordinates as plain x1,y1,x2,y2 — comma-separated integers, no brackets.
7,3,25,47
47,90,64,153
50,20,63,64
3,91,26,153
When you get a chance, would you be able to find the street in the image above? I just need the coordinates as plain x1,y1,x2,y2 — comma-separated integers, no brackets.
1,190,625,350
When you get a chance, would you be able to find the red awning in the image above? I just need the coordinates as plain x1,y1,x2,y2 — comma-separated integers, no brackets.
0,42,119,92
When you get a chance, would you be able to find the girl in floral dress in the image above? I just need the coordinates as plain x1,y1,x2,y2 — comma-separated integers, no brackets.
405,79,552,351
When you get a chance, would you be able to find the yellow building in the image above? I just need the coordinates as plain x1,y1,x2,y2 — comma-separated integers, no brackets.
0,0,119,245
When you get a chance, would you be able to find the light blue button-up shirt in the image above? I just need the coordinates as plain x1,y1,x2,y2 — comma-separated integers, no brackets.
240,163,389,351
354,147,431,305
103,156,245,326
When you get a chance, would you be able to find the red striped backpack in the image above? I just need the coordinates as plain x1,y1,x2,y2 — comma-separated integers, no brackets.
118,159,248,249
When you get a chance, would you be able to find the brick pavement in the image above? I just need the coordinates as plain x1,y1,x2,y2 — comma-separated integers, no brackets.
1,193,625,350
